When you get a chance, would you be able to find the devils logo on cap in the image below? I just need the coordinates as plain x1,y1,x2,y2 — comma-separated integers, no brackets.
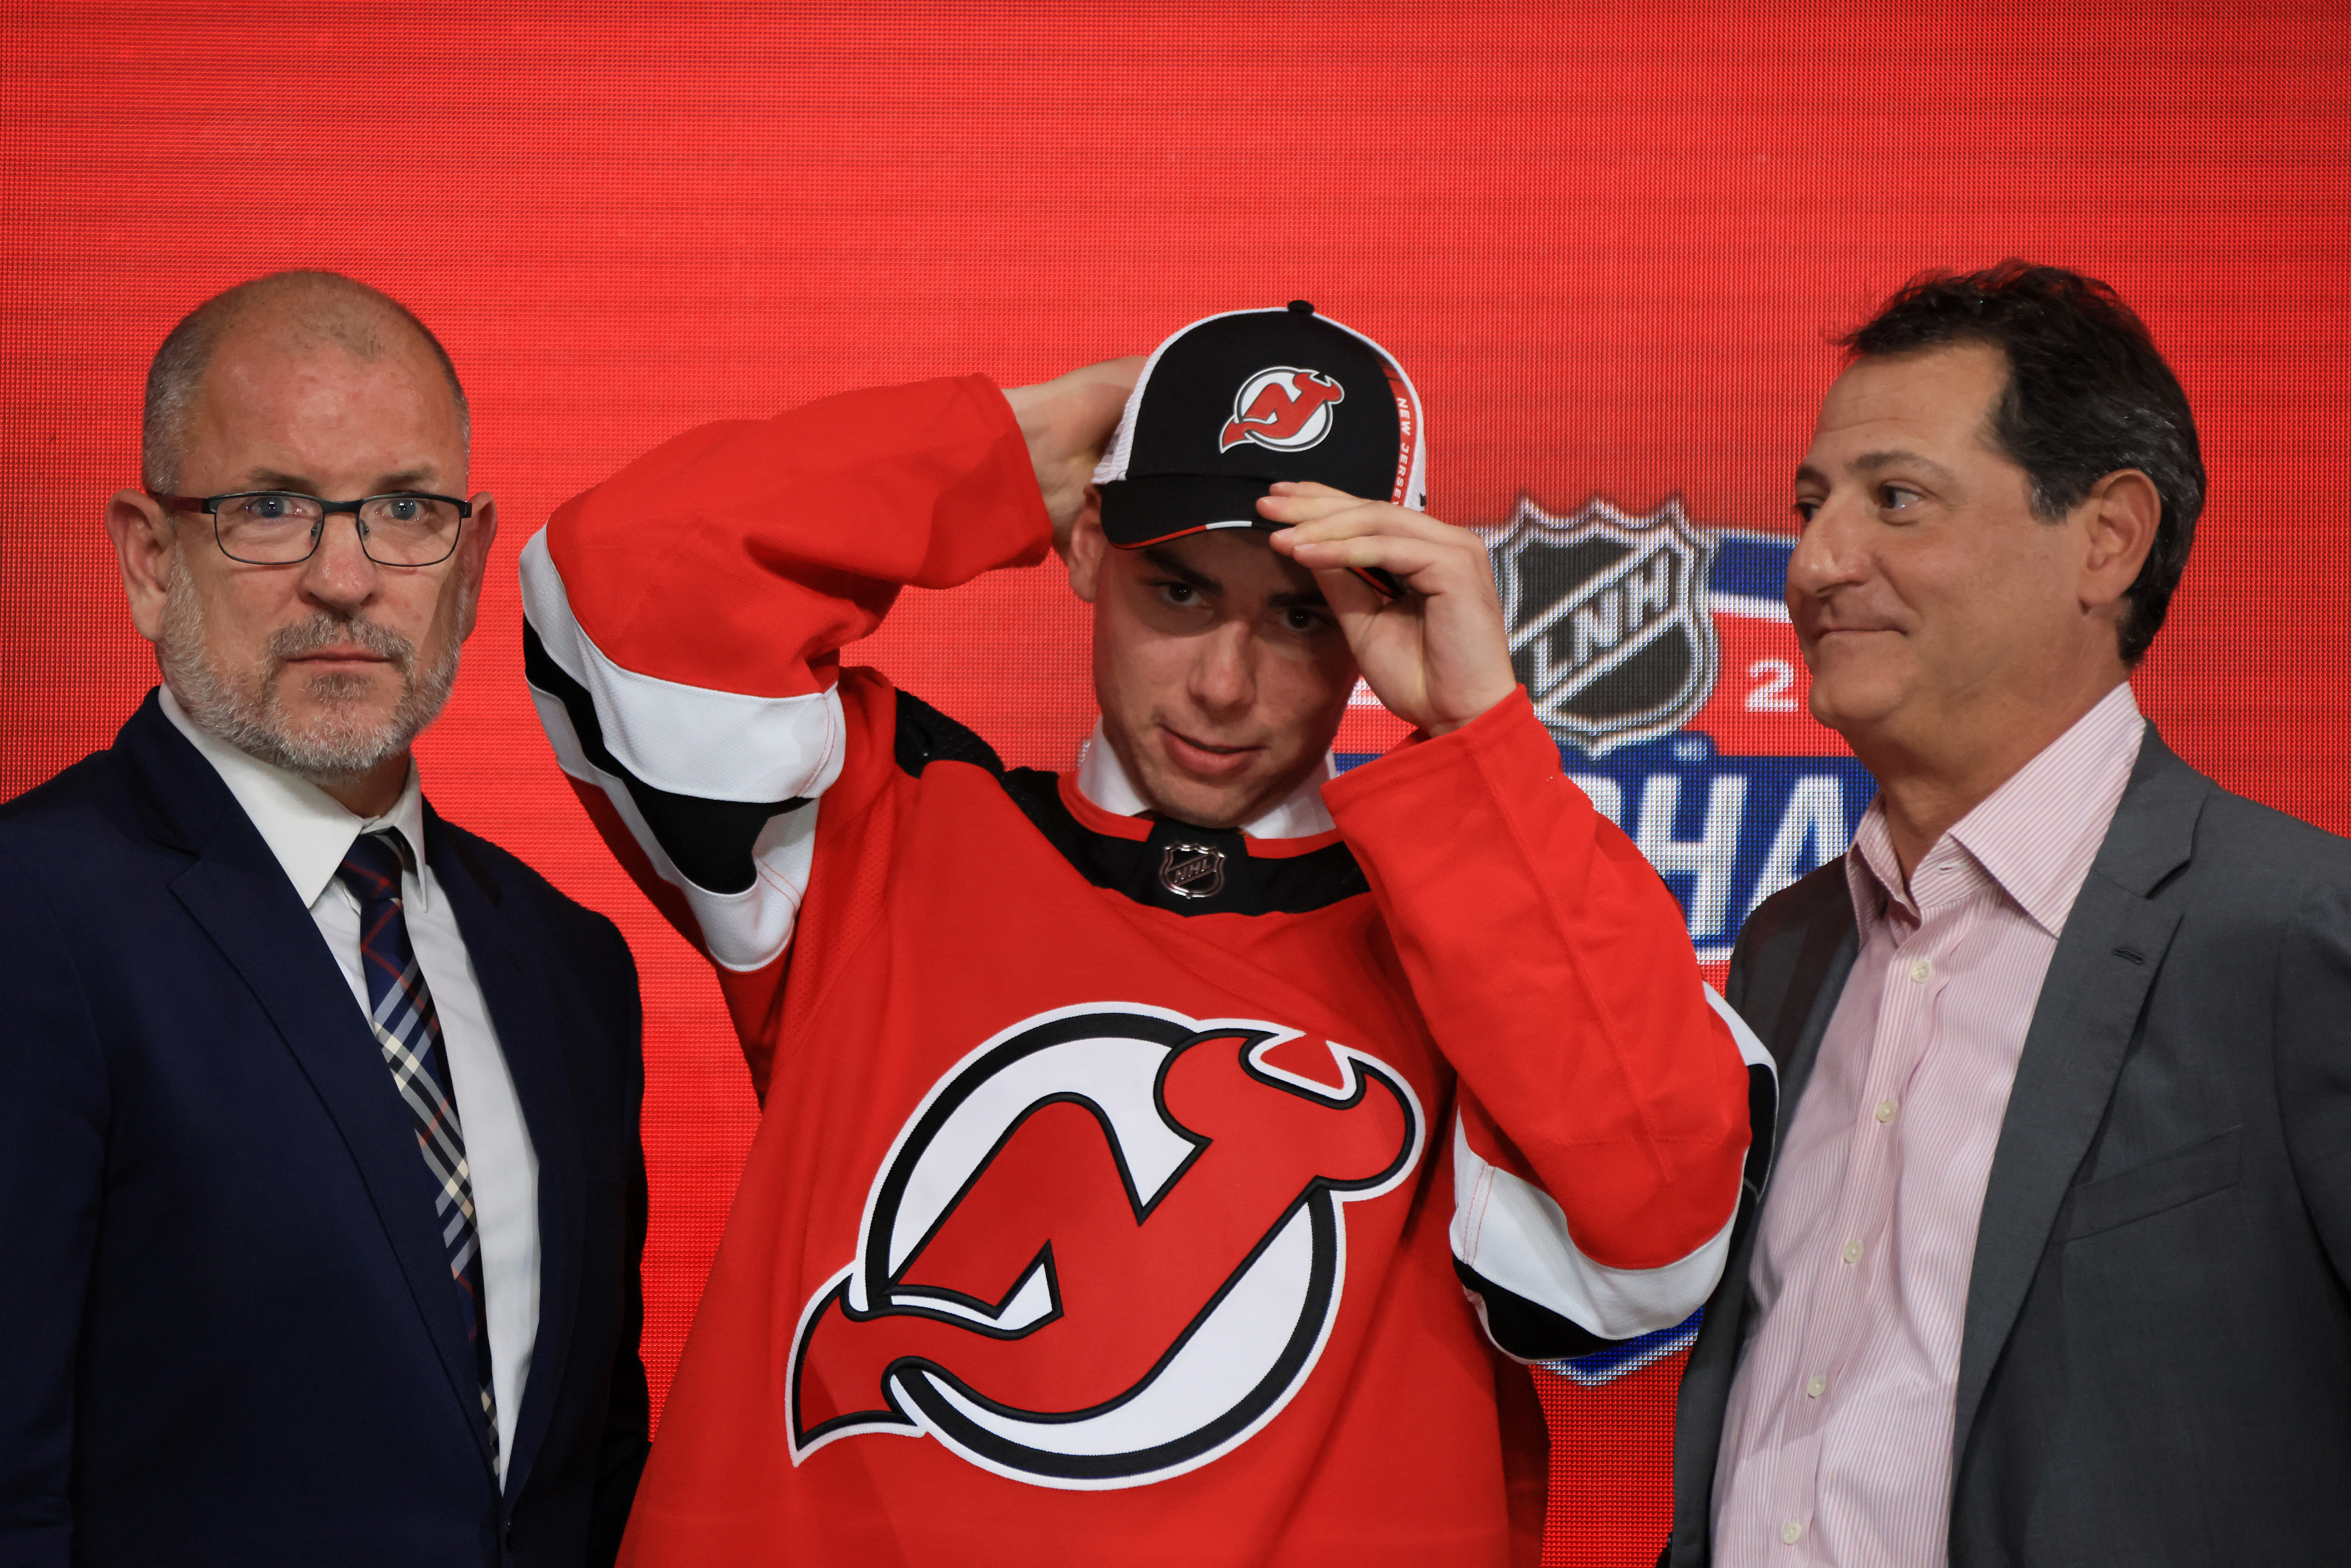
1219,367,1345,453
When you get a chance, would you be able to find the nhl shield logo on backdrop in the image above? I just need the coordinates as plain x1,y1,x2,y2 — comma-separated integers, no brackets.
1492,496,1719,756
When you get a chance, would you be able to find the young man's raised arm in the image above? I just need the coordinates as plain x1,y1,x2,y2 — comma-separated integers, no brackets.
521,367,1134,1063
521,377,1048,972
1327,693,1768,1357
1263,479,1766,1358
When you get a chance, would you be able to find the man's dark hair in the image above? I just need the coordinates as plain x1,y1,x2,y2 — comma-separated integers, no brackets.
1839,261,2204,665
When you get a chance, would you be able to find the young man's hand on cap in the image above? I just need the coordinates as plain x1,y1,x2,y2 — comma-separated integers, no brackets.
1003,357,1144,557
1261,481,1517,738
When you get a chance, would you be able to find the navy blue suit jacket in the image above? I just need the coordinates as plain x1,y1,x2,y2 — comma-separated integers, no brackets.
0,693,650,1567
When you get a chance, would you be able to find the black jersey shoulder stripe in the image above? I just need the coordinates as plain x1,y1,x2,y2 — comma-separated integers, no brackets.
522,620,805,896
890,688,1371,919
1453,1259,1616,1360
1463,1058,1777,1362
892,685,1011,778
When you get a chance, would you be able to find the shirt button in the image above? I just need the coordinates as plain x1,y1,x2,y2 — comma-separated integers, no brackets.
1782,1519,1804,1544
1805,1374,1826,1398
1842,1238,1864,1265
1908,957,1934,984
1875,1098,1899,1123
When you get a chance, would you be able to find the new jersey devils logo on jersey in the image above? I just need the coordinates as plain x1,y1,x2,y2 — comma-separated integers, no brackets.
788,1002,1424,1489
1219,367,1345,452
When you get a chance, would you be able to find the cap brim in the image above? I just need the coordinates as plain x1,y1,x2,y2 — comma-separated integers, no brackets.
1097,472,1406,598
1097,475,1277,548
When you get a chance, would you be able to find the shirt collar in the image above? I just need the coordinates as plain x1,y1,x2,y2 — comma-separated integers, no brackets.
1845,681,2145,938
1074,721,1337,839
159,685,433,911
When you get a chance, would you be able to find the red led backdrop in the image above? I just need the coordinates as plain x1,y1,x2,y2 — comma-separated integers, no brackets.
6,5,2346,1563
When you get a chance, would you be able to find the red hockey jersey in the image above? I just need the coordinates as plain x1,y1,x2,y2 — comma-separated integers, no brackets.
520,376,1764,1567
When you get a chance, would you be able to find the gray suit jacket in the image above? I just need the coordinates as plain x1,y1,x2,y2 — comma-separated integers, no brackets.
1664,731,2351,1566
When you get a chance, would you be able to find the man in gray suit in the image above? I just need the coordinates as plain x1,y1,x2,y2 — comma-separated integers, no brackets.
1665,262,2351,1566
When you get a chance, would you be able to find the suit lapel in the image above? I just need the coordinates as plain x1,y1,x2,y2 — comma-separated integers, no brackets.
1727,871,1858,1328
1757,887,1861,1157
123,699,499,1475
1951,732,2204,1457
1670,865,1861,1565
429,808,585,1505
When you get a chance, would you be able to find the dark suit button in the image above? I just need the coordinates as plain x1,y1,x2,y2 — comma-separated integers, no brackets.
505,1520,518,1551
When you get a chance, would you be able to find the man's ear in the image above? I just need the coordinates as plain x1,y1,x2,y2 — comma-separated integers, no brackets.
2077,469,2161,615
1064,490,1106,603
452,492,500,642
105,489,178,644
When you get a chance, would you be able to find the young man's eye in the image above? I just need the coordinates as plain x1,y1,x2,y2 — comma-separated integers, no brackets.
1282,607,1329,634
1156,582,1198,606
1792,498,1821,526
1879,484,1921,512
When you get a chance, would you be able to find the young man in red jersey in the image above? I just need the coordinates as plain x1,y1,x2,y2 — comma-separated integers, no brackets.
522,303,1768,1567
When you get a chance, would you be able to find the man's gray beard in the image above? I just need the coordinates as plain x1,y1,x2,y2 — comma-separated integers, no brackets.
157,550,463,789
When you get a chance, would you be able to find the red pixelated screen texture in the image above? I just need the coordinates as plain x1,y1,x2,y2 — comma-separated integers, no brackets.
6,6,2346,1564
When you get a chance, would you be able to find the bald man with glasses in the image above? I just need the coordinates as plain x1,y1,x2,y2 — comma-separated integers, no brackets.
0,271,650,1567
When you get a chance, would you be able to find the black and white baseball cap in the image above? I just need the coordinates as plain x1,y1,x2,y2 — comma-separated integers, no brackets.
1093,301,1427,550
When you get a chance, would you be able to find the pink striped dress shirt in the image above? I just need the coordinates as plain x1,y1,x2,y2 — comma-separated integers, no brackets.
1711,682,2146,1565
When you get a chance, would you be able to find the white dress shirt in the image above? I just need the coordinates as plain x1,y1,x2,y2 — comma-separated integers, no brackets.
160,688,541,1484
1075,722,1339,838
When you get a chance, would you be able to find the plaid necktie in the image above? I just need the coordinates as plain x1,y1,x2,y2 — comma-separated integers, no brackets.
336,828,498,1452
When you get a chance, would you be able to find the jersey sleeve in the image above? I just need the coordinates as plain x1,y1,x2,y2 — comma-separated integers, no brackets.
519,375,1051,986
1322,689,1772,1359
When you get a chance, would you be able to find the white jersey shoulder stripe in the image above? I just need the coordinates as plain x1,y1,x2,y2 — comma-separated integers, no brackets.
1451,1116,1735,1348
527,681,816,974
1450,984,1773,1347
519,529,849,807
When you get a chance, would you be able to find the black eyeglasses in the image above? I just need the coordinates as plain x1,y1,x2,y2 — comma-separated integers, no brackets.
148,489,472,567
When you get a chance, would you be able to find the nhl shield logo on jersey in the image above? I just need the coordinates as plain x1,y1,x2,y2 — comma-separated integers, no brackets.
1493,496,1720,757
1158,842,1226,900
1219,367,1345,452
788,1002,1424,1490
